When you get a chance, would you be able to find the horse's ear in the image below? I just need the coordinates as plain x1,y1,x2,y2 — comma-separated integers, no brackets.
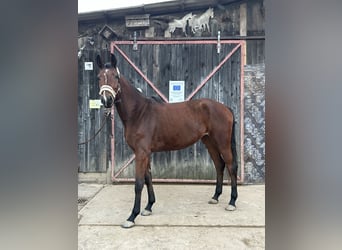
110,53,117,68
96,55,103,69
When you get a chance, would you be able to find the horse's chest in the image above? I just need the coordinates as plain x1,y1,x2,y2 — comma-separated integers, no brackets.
124,127,151,150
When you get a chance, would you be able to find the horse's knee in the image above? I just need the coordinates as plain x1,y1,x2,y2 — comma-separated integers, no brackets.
135,178,144,193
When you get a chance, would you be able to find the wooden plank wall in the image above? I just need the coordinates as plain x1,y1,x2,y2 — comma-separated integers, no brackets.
78,0,265,182
78,49,112,172
246,0,265,65
112,43,241,180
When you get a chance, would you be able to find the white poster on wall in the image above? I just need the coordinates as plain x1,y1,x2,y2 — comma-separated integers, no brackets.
169,81,185,103
89,99,102,109
84,62,93,70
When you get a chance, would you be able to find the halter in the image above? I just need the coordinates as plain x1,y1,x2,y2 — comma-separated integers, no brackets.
99,67,121,100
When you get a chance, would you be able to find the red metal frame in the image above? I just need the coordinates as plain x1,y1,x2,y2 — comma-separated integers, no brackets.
110,40,245,184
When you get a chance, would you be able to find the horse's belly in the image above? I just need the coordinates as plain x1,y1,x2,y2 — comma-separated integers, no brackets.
151,123,206,151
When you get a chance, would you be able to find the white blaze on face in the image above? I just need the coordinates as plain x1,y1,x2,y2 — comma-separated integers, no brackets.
99,67,120,101
103,69,109,101
104,69,109,84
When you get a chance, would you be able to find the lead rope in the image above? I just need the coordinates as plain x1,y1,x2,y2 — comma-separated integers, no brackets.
78,110,112,146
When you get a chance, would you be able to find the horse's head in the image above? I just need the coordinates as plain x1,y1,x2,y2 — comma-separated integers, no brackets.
96,53,121,108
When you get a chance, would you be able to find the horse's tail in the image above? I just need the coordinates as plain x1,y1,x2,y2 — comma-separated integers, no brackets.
231,112,238,173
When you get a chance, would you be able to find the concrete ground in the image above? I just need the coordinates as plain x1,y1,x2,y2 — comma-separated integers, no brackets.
78,183,265,250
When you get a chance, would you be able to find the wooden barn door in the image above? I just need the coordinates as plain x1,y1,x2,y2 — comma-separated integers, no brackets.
110,40,245,183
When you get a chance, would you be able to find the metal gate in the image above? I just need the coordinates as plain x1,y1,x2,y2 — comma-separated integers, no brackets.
109,40,245,183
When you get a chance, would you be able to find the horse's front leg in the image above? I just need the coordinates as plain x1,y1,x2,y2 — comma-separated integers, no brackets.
122,151,149,229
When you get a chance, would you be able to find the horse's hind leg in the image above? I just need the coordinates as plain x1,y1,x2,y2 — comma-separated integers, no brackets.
141,160,155,216
201,136,225,204
219,146,238,211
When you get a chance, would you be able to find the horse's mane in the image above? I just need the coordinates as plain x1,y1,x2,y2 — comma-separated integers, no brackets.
150,96,166,103
126,79,166,104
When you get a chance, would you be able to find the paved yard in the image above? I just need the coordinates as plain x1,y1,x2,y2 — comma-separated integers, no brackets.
78,184,265,249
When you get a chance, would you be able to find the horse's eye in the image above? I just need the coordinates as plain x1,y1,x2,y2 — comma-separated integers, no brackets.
115,75,120,79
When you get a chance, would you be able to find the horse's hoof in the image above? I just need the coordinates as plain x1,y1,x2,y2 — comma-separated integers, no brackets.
225,205,236,211
208,198,218,204
141,209,152,216
121,220,135,228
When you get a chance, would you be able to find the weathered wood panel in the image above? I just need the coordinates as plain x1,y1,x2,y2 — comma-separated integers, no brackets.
247,39,264,65
112,42,241,180
247,0,265,36
78,48,111,172
78,0,265,182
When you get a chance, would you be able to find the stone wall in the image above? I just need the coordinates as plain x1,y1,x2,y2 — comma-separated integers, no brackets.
244,64,265,183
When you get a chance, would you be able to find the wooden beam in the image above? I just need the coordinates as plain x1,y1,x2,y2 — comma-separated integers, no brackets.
240,3,247,65
240,3,247,36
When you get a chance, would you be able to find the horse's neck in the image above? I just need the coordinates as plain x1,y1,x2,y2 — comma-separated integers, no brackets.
115,77,147,125
182,14,191,21
200,12,210,20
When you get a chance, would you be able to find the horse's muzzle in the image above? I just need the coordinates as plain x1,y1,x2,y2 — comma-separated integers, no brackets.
101,95,114,108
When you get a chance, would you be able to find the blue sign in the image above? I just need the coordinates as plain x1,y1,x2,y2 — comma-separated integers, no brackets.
169,81,185,103
173,85,181,91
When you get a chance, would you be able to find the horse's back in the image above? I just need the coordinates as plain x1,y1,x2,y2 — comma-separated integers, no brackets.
163,98,234,133
153,98,233,123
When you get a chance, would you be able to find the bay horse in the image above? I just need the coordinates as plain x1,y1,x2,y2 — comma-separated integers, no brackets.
96,53,238,228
